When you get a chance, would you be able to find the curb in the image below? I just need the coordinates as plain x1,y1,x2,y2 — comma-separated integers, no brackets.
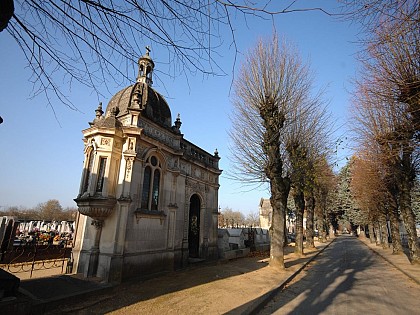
359,239,420,286
247,238,336,315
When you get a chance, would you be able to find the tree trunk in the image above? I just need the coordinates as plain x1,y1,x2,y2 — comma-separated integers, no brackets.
399,153,420,264
374,221,381,245
321,228,327,242
261,98,290,269
269,178,289,269
321,207,329,242
329,222,335,238
358,225,366,238
322,211,329,242
293,189,305,256
368,223,375,243
305,192,315,248
389,202,403,254
379,215,389,249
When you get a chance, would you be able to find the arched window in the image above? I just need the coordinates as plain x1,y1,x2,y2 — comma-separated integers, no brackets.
141,155,161,211
83,150,94,193
96,157,107,193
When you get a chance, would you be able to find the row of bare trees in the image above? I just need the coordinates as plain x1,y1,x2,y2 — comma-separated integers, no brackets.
228,1,420,268
347,1,420,263
218,207,259,228
0,200,77,221
229,34,336,269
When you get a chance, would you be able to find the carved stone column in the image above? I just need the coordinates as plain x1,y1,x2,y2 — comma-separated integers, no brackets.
74,196,117,277
87,219,104,277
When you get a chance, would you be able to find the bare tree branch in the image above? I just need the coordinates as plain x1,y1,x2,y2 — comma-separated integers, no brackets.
4,1,334,110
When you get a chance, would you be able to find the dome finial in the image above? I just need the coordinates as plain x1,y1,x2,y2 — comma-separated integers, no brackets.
137,46,154,86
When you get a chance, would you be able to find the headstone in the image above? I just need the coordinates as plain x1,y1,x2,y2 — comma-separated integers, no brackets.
263,228,270,243
217,229,230,254
226,228,245,249
254,228,263,244
0,217,7,247
1,218,14,255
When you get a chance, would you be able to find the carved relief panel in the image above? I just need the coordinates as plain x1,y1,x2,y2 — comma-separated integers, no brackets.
126,137,136,152
125,157,135,180
100,137,112,147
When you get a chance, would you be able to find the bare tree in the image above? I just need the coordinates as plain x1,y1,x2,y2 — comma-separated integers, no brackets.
220,207,245,228
1,202,76,221
303,151,335,248
313,157,336,243
229,35,330,268
229,35,289,269
36,199,64,221
284,84,332,253
339,0,419,35
2,1,331,110
245,211,260,227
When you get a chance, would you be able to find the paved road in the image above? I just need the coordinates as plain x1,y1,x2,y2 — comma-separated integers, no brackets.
258,235,420,315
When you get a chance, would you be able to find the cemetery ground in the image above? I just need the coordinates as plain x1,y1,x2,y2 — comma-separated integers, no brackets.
6,235,419,315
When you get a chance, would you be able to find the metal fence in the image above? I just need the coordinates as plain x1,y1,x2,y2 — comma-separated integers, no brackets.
0,237,72,278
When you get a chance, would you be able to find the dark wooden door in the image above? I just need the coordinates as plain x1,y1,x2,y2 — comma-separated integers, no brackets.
188,194,200,258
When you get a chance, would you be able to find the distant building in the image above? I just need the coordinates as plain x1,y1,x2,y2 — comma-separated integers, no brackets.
73,50,222,283
259,198,272,229
258,198,298,233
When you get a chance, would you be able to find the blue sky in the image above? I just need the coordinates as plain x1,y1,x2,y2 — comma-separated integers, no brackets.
0,1,358,214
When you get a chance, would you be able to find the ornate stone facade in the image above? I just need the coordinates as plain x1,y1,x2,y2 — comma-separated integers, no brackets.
73,50,222,283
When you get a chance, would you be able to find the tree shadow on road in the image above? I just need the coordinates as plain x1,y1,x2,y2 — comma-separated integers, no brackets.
227,235,413,315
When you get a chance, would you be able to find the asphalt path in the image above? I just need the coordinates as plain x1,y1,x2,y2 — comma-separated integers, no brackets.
257,235,420,315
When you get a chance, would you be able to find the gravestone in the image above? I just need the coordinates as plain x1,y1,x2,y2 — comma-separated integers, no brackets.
254,228,270,251
217,228,250,260
217,229,230,257
254,228,263,244
226,228,245,249
1,218,15,256
0,217,7,247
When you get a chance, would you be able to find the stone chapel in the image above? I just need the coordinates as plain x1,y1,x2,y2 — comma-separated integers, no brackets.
73,50,222,283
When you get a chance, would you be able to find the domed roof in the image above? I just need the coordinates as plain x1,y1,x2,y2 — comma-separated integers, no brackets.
103,49,172,129
106,82,172,128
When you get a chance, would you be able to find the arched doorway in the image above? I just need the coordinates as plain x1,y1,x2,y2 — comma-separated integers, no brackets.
188,194,201,258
